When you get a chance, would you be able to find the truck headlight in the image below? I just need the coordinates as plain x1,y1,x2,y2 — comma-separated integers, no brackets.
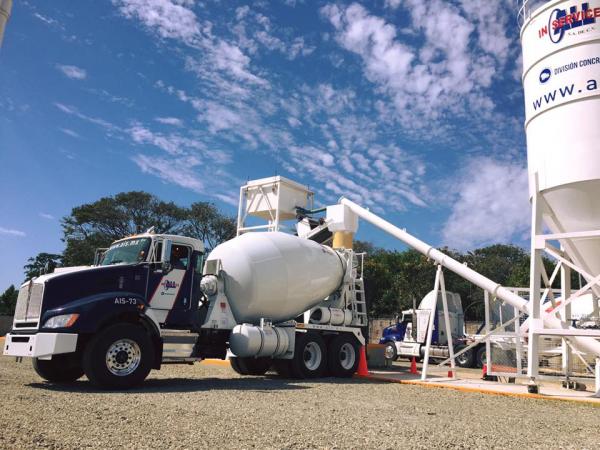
43,314,79,328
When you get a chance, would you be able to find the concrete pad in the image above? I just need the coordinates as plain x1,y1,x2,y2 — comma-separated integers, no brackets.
361,366,600,406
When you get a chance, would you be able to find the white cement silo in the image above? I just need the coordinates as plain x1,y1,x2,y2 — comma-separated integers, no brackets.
521,0,600,284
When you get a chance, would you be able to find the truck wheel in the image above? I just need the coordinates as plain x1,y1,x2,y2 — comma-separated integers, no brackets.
273,359,293,378
290,332,327,379
83,323,154,390
382,341,397,361
328,334,359,378
475,346,487,369
454,345,475,368
230,357,271,376
33,354,84,383
241,357,272,375
230,356,248,375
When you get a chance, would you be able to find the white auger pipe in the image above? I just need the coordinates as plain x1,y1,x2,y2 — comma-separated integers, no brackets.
340,198,600,357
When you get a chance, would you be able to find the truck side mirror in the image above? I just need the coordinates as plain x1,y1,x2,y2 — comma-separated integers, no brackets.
161,239,172,272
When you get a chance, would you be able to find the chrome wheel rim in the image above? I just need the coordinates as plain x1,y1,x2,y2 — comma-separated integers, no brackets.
383,344,395,360
303,342,322,371
339,343,356,370
105,339,141,376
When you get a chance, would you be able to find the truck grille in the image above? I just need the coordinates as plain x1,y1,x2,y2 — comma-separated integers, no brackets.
14,281,44,325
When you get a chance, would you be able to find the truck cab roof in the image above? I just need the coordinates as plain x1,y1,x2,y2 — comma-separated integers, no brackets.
111,233,205,253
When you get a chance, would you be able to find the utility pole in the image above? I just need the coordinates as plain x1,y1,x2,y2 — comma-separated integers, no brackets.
0,0,12,49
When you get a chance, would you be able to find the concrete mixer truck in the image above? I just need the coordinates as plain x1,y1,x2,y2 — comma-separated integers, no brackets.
3,177,368,389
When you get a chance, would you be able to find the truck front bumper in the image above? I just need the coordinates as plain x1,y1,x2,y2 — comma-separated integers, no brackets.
2,333,78,358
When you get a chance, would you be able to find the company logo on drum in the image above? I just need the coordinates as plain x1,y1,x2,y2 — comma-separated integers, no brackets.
539,68,552,83
538,3,600,43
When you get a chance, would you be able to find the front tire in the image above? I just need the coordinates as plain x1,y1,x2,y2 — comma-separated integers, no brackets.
328,334,360,378
382,341,397,361
83,323,154,390
290,332,327,378
33,354,84,383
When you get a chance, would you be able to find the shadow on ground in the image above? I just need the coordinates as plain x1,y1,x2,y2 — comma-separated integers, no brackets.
26,373,381,394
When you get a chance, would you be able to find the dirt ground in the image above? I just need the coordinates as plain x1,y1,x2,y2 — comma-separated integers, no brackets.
1,356,599,449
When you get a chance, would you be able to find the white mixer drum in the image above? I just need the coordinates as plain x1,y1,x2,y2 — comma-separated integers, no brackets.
206,232,345,324
521,0,600,280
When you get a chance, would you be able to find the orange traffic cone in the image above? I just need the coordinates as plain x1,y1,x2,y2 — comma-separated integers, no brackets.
410,357,418,374
356,345,369,377
447,369,454,378
481,363,487,379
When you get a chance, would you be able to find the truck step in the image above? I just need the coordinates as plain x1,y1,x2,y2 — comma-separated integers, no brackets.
161,331,199,359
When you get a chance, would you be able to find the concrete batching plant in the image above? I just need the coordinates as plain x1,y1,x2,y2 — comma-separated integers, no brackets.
519,0,600,391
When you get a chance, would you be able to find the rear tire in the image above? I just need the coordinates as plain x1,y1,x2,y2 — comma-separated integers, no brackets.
290,332,327,378
83,323,154,390
273,358,293,378
33,354,84,383
475,346,487,369
454,345,475,368
328,334,360,378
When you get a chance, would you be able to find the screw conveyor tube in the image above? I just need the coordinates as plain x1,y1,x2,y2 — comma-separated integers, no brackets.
340,197,600,358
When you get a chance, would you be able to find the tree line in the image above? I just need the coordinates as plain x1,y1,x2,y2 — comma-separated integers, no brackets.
356,241,566,321
1,191,557,321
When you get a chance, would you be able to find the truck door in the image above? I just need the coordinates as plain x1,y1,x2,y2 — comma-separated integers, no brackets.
148,243,193,311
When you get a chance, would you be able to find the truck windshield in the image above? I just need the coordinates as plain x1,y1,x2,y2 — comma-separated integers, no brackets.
101,238,151,266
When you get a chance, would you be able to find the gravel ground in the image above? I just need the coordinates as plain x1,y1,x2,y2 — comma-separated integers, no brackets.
1,356,599,449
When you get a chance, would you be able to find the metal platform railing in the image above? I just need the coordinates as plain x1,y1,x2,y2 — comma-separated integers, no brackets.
517,0,550,28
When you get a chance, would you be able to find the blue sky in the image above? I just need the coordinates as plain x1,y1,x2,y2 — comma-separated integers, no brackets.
0,0,531,290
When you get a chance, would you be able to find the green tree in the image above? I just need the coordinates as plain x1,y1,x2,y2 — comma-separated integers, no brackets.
24,253,63,281
361,244,533,322
0,285,18,315
61,191,188,266
184,202,236,252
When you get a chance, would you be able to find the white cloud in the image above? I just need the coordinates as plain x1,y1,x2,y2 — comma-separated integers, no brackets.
60,128,80,138
112,0,201,43
441,157,530,250
321,2,513,133
155,117,183,127
132,154,240,206
109,3,434,214
0,227,26,237
54,103,120,133
56,64,87,80
33,12,58,26
39,213,55,220
133,154,205,192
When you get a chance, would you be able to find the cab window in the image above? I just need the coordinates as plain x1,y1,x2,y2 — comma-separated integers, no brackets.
194,252,204,275
171,245,191,270
153,242,163,262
